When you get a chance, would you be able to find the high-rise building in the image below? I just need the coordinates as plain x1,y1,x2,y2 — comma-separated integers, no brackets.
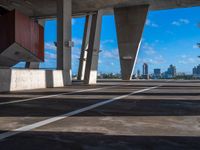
143,63,148,75
142,63,149,79
154,69,161,78
167,64,176,78
193,67,197,75
137,70,141,78
193,64,200,78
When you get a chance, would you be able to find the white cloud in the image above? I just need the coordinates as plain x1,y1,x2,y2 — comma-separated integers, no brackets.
138,42,165,65
101,40,114,44
102,48,119,59
73,38,82,46
172,19,190,26
193,45,199,49
45,42,56,51
146,19,159,28
45,52,56,59
178,55,198,64
137,55,165,65
142,43,156,55
172,21,181,26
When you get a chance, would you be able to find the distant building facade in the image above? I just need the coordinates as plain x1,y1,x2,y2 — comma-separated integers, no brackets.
193,64,200,78
142,63,149,79
153,68,161,79
137,70,141,78
163,64,176,79
143,63,148,75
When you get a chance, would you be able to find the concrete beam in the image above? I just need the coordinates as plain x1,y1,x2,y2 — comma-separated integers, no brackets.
114,5,149,80
77,15,92,81
25,19,45,69
57,0,72,85
84,10,103,84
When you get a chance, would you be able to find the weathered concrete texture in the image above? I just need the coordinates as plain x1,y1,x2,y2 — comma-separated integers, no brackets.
84,10,103,84
114,5,149,80
57,0,72,85
77,15,92,81
0,80,200,149
1,0,200,18
0,69,65,92
25,62,40,69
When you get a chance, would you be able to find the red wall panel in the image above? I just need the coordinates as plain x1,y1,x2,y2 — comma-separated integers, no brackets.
0,11,15,53
0,10,44,61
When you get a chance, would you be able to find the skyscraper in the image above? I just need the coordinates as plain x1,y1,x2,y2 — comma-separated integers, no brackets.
154,69,161,78
143,63,148,75
167,64,176,78
137,70,141,78
142,63,149,79
193,64,200,78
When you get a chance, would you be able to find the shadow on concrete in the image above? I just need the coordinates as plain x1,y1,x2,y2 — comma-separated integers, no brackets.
135,92,200,96
1,97,200,116
45,70,54,88
0,69,12,93
0,131,200,150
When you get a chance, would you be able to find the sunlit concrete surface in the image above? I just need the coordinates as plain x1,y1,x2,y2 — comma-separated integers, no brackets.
0,80,200,149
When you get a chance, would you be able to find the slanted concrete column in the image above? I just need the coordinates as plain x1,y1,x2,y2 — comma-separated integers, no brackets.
114,5,149,80
25,19,45,69
77,15,92,81
57,0,72,85
84,10,103,84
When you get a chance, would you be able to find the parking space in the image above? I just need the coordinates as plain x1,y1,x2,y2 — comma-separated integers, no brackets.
0,80,200,149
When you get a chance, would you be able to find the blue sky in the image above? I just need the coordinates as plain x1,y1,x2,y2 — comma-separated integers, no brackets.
17,6,200,75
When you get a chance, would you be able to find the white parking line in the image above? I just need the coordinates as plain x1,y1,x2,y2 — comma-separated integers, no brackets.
0,86,117,106
0,85,161,141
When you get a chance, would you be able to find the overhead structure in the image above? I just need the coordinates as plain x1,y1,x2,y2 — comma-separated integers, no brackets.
114,5,149,80
0,0,200,91
77,15,92,81
0,0,200,18
57,0,72,85
84,10,103,84
0,10,44,67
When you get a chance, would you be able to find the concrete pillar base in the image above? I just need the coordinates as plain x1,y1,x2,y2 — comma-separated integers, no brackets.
0,69,65,92
84,10,104,84
57,0,72,85
77,15,92,81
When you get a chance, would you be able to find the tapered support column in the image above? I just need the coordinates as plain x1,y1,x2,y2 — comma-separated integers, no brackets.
57,0,72,85
25,19,45,69
84,10,103,84
114,5,149,80
77,15,92,81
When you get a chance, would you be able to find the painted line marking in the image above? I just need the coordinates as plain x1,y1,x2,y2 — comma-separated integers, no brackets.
0,85,161,141
0,86,118,106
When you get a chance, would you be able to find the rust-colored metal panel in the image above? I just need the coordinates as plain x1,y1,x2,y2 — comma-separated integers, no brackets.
0,11,15,53
15,10,44,61
0,10,44,62
15,10,32,52
38,25,44,61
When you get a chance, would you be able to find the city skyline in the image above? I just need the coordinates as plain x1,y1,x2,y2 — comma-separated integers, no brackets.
15,6,200,75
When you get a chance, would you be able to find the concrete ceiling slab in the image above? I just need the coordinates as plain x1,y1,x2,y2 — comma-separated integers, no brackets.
0,0,200,18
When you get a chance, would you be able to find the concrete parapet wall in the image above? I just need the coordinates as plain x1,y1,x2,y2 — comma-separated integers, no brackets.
0,69,64,92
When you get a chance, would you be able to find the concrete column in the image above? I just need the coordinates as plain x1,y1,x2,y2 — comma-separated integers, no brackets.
25,19,45,69
114,5,149,80
84,10,103,84
57,0,72,85
77,15,92,81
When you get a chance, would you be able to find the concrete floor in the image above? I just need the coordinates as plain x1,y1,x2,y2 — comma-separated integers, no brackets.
0,80,200,150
